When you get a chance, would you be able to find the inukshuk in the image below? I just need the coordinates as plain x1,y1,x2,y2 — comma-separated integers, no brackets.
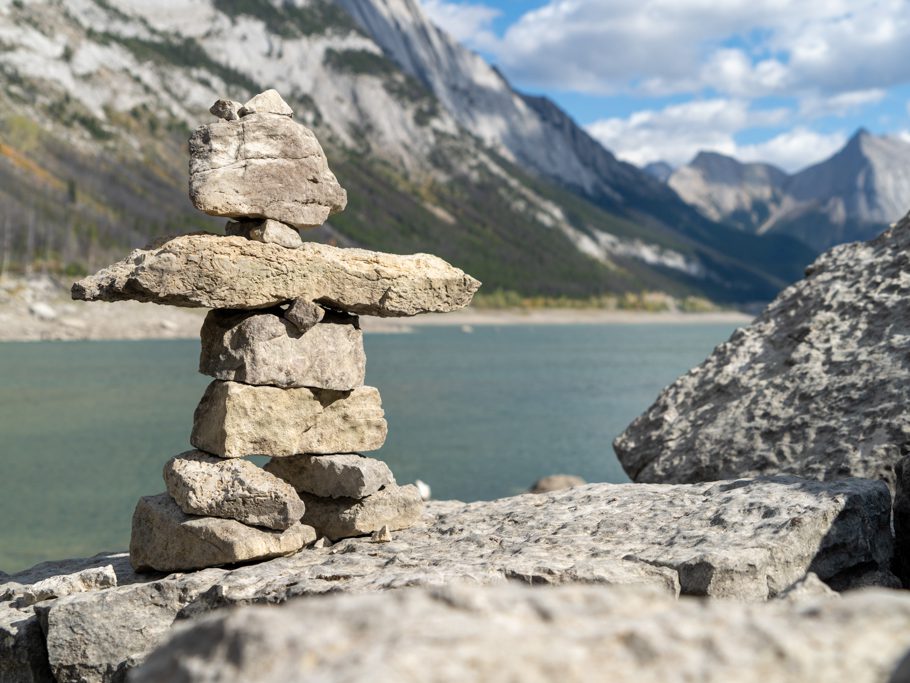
72,89,481,573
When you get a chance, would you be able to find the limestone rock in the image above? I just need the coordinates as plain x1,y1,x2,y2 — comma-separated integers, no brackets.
225,218,303,249
199,309,365,390
264,453,394,499
135,583,910,683
371,525,392,543
163,451,305,531
284,298,326,333
191,382,387,458
776,572,840,602
238,89,294,117
299,485,422,540
72,234,482,316
615,216,910,487
529,474,586,493
1,605,54,683
129,494,315,573
12,565,117,608
3,477,896,680
209,99,242,121
189,113,346,228
893,454,910,586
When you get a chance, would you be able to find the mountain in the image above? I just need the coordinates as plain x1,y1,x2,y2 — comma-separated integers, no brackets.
0,0,813,304
667,130,910,253
643,161,673,183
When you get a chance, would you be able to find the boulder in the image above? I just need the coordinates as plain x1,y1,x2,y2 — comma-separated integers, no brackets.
1,477,895,680
129,494,315,573
238,89,294,117
299,484,422,540
284,299,326,333
893,454,910,586
529,474,586,493
615,216,910,488
133,583,910,683
199,309,365,390
264,453,395,499
189,112,346,229
191,382,387,458
225,218,303,249
163,451,305,531
0,605,54,683
208,99,242,121
72,234,482,316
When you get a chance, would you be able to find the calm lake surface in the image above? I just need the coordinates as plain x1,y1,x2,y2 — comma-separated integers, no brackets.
0,323,739,572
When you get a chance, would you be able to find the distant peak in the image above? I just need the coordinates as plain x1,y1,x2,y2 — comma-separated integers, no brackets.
847,127,872,145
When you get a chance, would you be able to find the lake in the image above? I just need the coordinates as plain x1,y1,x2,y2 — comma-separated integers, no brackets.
0,323,739,572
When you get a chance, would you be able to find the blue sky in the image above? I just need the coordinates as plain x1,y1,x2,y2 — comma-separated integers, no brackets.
420,0,910,172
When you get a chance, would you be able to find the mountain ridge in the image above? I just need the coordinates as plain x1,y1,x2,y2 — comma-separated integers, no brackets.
666,129,910,252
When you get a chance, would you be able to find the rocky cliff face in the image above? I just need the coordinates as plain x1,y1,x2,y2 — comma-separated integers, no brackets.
0,0,813,303
667,130,910,253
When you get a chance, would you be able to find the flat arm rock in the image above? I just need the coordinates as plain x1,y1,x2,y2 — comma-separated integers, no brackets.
615,215,910,487
72,234,481,316
134,583,910,683
0,478,895,681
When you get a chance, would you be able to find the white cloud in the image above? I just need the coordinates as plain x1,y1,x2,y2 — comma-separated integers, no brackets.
737,128,847,172
420,1,500,50
483,0,910,101
586,99,789,168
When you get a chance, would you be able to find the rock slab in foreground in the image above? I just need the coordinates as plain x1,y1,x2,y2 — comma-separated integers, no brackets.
299,484,422,540
3,478,894,682
615,216,910,487
163,451,305,530
129,494,315,572
265,453,395,499
189,113,346,229
133,583,910,683
191,382,387,458
72,234,481,316
199,309,365,390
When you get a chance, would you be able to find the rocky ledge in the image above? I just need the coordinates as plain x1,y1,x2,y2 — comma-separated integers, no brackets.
133,582,910,683
0,477,896,682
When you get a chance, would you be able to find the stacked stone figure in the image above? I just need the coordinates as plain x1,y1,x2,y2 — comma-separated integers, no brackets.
72,89,481,573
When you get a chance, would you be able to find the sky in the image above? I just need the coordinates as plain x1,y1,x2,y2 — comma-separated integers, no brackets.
419,0,910,173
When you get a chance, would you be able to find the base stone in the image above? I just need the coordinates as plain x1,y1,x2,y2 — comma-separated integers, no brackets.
129,494,315,573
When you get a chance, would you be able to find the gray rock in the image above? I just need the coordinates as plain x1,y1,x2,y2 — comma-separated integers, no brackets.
300,484,423,540
776,572,840,602
0,605,54,682
129,494,315,573
191,382,387,458
189,112,346,229
529,474,586,493
284,299,326,333
264,453,394,499
208,99,242,121
225,218,303,249
614,216,910,488
134,583,910,683
6,478,894,680
40,568,226,683
895,454,910,586
12,565,117,608
72,234,482,316
238,89,294,117
198,309,365,390
371,525,392,543
163,451,305,531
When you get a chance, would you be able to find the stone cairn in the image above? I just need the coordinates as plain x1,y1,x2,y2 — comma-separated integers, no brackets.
72,89,481,573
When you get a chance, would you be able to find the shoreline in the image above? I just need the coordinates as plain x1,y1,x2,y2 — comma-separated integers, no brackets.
0,275,753,342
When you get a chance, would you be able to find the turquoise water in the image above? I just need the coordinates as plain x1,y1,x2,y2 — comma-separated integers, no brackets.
0,323,738,572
